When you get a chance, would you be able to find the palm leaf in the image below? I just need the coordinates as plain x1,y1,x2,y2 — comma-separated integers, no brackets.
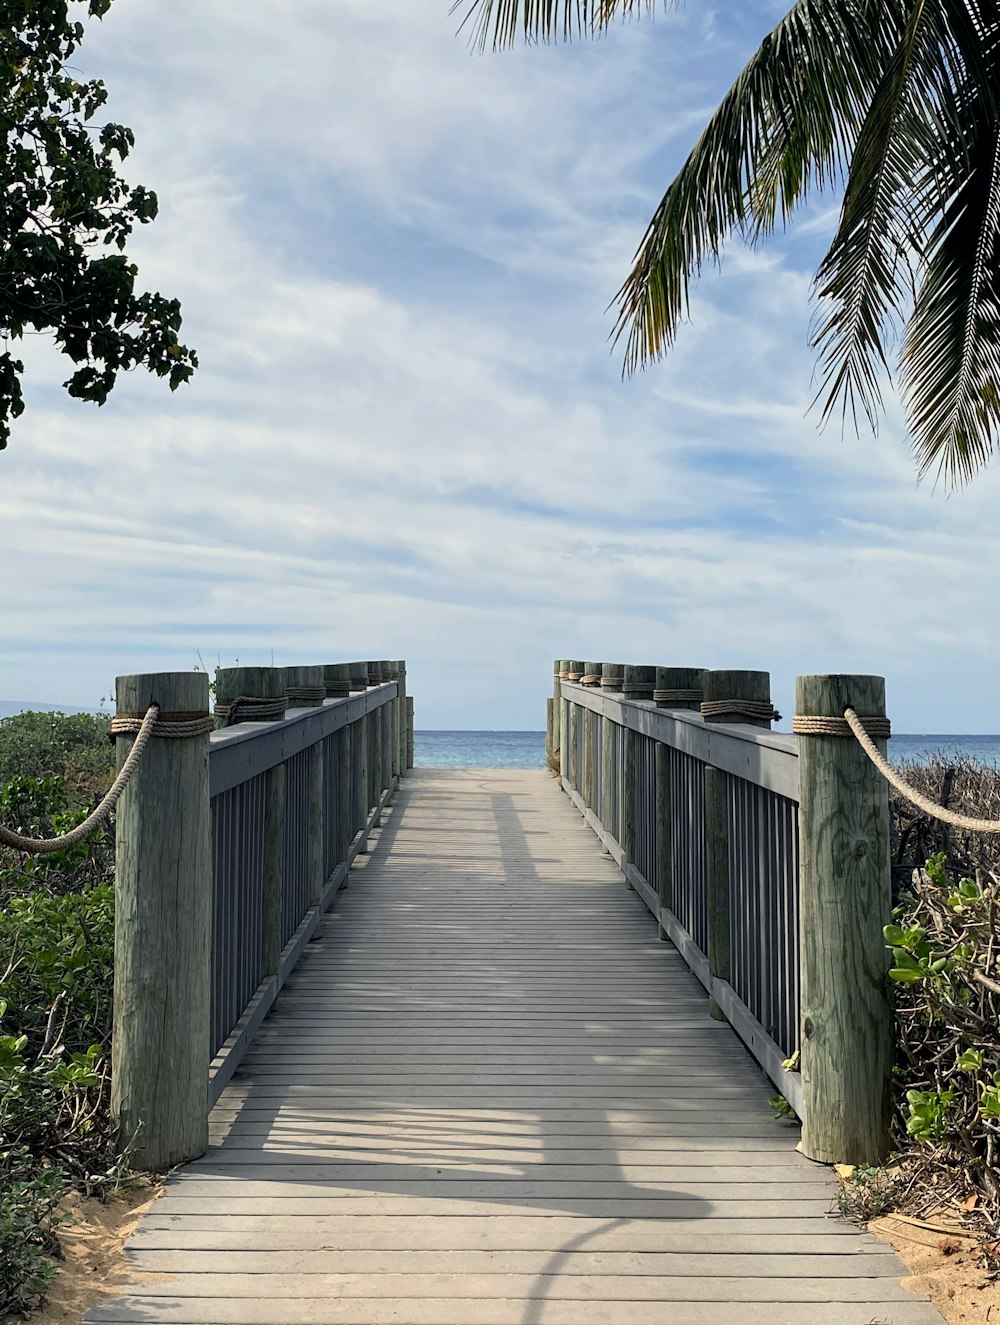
452,0,656,51
614,0,904,373
809,0,959,435
902,79,1000,484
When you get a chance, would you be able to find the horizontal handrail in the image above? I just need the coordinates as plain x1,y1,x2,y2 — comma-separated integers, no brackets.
210,682,398,796
561,681,798,801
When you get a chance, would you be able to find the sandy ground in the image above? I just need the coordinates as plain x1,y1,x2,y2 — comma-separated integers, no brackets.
29,1185,162,1325
870,1212,1000,1325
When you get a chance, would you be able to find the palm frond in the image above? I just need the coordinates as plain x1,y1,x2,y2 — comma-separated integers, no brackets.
614,0,904,373
809,0,958,435
902,87,1000,485
452,0,657,52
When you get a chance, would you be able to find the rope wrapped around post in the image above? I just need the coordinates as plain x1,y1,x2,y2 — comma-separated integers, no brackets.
654,688,703,705
214,696,287,725
286,685,326,706
701,699,782,724
794,707,1000,834
0,704,178,854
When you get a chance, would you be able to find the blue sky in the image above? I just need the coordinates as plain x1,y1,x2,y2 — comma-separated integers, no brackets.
2,0,999,731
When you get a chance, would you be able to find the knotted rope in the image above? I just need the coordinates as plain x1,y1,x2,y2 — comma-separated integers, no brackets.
0,705,168,855
581,673,603,686
701,699,782,724
285,686,326,706
655,688,704,705
794,707,1000,834
214,696,287,726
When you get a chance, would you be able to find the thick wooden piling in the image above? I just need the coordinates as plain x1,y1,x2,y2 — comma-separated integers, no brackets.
406,696,414,768
349,661,369,693
701,670,774,1021
796,674,892,1165
112,671,212,1171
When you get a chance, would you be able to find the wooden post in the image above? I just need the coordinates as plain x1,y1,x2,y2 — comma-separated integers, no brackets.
336,722,353,868
406,696,414,769
600,663,623,840
564,662,583,791
653,668,704,939
282,665,325,904
397,661,408,776
546,698,554,763
322,663,352,878
797,674,892,1165
655,742,670,937
356,708,370,852
112,671,211,1171
324,662,352,700
349,661,369,693
654,666,704,712
557,662,570,781
701,670,773,1020
621,666,654,874
367,660,382,688
215,666,286,977
373,687,384,814
582,663,602,808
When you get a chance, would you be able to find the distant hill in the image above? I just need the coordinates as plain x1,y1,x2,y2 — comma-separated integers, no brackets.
0,700,101,719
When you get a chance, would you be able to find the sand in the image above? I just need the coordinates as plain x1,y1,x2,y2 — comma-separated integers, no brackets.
29,1185,162,1325
870,1212,1000,1325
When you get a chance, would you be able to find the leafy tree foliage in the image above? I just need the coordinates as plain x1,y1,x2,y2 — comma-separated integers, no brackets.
458,0,1000,484
0,0,197,448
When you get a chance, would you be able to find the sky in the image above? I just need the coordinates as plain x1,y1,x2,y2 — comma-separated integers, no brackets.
2,0,999,731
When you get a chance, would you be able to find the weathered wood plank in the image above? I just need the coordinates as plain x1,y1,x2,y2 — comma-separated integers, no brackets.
88,768,940,1325
86,1298,944,1325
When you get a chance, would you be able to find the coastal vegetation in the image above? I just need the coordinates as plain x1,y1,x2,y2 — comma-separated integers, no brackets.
0,712,118,1319
868,769,1000,1263
459,0,1000,483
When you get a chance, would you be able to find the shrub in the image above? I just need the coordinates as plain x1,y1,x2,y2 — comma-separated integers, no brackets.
883,852,1000,1252
0,712,113,808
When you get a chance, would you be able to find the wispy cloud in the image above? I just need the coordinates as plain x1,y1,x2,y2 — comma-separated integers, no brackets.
2,0,999,731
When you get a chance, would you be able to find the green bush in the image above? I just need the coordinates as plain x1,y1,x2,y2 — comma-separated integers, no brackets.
0,713,121,1317
0,1155,65,1319
0,711,113,808
884,852,1000,1245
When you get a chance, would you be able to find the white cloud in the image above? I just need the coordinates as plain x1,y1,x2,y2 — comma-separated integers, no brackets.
1,0,999,732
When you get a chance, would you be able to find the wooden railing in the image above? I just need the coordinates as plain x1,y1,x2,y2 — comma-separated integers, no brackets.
551,660,893,1166
111,660,413,1170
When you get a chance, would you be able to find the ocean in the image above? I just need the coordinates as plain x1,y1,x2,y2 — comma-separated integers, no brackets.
413,731,1000,769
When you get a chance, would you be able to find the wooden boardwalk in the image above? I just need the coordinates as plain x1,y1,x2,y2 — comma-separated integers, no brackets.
92,769,943,1325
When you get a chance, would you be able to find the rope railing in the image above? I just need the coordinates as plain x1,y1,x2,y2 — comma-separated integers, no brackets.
0,705,162,855
793,707,1000,835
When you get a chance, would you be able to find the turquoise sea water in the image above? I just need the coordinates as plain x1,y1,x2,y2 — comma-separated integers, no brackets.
414,731,546,769
414,731,1000,769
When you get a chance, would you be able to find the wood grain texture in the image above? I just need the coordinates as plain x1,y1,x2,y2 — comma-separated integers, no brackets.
112,671,212,1170
92,768,941,1325
797,675,893,1165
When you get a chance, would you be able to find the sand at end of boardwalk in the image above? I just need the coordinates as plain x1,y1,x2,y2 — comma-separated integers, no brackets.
870,1213,1000,1325
30,1185,163,1325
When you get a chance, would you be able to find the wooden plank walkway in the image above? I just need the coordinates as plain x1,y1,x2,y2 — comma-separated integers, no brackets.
91,768,943,1325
